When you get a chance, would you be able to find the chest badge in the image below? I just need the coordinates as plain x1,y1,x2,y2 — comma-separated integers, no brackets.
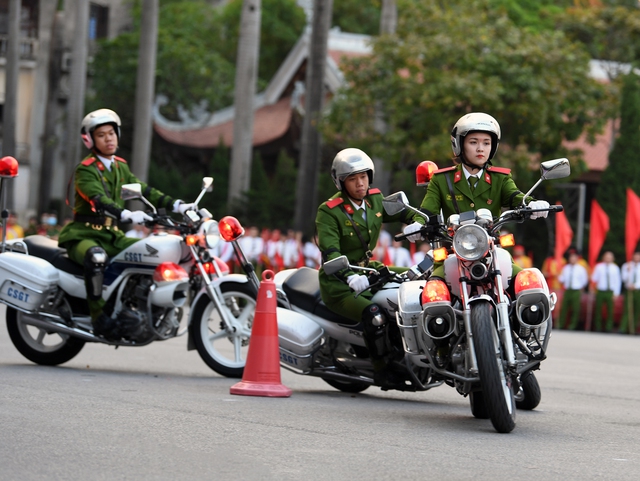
375,212,382,217
487,199,493,205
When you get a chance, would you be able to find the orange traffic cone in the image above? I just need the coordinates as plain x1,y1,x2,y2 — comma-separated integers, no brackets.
230,270,292,397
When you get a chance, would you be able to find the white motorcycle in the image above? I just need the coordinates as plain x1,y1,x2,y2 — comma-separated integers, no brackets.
253,158,568,433
0,177,258,377
382,157,569,432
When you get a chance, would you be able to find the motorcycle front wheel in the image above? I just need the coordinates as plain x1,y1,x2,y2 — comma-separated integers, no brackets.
471,301,516,433
6,307,86,365
191,281,256,378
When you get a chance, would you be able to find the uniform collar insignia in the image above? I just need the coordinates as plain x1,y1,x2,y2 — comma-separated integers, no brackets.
484,172,491,184
454,170,462,183
344,204,354,215
97,162,105,171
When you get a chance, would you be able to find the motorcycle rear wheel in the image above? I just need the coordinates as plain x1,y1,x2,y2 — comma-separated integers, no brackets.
191,281,256,378
471,301,516,433
515,370,541,410
322,378,370,393
6,307,85,366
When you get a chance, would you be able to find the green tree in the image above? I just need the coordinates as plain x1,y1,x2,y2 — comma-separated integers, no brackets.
322,0,611,176
332,0,382,36
558,4,640,66
596,72,640,262
219,0,306,83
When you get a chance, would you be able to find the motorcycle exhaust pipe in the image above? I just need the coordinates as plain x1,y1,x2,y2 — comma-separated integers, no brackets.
18,314,103,343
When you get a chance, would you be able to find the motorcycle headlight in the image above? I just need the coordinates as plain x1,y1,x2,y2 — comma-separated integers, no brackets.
452,224,489,261
198,220,220,249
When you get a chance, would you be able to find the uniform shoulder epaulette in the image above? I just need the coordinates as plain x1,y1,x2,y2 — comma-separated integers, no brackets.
433,166,456,174
81,157,97,166
368,188,382,195
488,166,511,175
325,197,344,209
114,156,127,163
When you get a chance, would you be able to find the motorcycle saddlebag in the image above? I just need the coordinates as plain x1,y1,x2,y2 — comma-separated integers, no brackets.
277,307,323,373
0,252,59,312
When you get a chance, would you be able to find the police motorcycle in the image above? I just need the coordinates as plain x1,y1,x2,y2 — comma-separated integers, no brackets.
382,157,570,433
0,175,258,378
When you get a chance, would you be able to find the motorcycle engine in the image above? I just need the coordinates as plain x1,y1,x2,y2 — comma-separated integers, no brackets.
116,275,180,342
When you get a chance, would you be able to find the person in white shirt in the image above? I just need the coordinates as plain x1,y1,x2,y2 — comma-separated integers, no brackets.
557,251,589,330
387,239,413,268
412,242,432,265
238,226,264,271
620,251,640,334
302,234,322,269
282,229,300,269
590,251,621,332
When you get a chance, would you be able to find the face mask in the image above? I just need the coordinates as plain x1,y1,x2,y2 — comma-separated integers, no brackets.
47,217,58,226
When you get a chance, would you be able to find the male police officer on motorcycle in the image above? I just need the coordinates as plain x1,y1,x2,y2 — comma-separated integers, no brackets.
316,148,416,389
58,109,196,340
403,113,550,281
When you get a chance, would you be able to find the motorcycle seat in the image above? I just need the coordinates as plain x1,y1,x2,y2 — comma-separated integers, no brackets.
22,235,84,277
282,267,359,325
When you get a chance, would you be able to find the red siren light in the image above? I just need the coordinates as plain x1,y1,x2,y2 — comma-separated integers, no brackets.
219,216,245,242
416,161,438,187
0,156,19,178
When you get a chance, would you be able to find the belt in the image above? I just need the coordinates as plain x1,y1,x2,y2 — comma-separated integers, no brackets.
74,214,119,231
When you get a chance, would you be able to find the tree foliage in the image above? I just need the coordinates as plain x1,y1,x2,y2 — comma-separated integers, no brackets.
557,3,640,66
596,73,640,262
332,0,382,36
322,0,612,181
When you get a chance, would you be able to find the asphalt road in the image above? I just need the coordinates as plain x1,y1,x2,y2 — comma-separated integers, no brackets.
1,311,639,481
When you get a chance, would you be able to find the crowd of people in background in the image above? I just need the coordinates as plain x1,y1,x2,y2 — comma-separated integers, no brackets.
7,212,639,335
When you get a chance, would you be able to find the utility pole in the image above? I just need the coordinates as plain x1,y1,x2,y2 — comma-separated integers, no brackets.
294,0,333,235
380,0,397,34
63,0,89,211
131,0,159,183
228,0,262,208
2,0,21,211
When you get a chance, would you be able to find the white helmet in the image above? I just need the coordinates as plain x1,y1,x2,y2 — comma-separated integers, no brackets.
450,112,501,161
80,109,121,150
330,148,375,190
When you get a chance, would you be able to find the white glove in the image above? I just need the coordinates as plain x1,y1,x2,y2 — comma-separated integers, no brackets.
347,274,370,294
527,200,550,220
120,209,152,224
403,222,424,243
173,200,197,214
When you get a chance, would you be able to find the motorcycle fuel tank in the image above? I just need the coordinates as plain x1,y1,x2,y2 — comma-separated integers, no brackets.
110,233,185,266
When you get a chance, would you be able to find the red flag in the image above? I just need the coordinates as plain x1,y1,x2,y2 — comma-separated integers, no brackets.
626,188,640,262
588,199,609,269
554,202,573,263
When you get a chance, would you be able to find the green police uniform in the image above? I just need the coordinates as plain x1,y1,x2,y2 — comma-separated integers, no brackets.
418,164,534,280
316,188,414,323
58,153,175,317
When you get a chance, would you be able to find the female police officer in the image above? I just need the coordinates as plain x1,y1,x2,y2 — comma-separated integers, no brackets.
402,112,550,281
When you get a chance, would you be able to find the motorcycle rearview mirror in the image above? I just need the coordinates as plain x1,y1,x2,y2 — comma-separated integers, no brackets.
521,157,570,202
382,192,409,215
121,183,142,201
192,177,214,207
540,158,570,180
121,183,157,214
202,177,213,192
382,191,429,221
323,256,350,276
